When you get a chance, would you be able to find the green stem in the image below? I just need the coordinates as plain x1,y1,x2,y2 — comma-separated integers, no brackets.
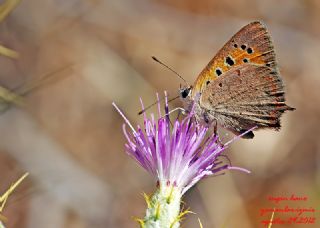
143,182,182,228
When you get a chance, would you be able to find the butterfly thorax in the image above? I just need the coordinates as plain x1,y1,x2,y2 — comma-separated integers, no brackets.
179,86,215,125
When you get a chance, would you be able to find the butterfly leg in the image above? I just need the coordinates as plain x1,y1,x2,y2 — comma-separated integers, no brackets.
162,107,187,127
177,108,182,120
212,118,225,146
202,112,218,136
164,107,186,117
213,119,218,137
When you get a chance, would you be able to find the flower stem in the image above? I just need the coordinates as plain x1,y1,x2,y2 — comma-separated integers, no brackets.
143,182,182,228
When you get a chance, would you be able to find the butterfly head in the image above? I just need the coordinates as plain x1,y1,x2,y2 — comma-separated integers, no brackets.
179,85,193,99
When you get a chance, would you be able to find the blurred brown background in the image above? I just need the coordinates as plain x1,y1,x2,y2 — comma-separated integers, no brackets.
0,0,319,227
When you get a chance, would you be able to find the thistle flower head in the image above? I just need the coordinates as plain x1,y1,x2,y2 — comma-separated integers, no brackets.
113,92,250,195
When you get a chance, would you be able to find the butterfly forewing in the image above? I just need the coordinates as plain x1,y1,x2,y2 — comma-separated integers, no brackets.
193,21,277,95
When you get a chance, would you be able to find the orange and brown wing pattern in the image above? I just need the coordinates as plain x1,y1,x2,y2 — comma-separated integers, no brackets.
200,65,294,133
193,21,277,94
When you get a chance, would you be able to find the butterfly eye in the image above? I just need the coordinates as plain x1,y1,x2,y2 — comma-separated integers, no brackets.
181,88,191,98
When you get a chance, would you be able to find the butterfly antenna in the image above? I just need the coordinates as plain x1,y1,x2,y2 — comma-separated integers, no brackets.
138,95,180,115
151,56,187,85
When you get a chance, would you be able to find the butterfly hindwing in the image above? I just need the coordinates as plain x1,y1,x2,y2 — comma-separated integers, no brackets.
200,64,294,135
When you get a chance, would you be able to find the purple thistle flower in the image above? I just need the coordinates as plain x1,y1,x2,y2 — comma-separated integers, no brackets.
112,92,251,195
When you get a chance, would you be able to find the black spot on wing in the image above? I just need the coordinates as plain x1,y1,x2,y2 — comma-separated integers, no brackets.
215,68,222,76
247,47,253,54
226,56,235,66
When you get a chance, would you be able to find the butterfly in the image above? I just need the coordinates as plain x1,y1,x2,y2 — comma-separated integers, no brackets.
180,21,295,139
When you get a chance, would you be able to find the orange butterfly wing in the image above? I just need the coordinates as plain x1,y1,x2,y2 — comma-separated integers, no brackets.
193,21,277,94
